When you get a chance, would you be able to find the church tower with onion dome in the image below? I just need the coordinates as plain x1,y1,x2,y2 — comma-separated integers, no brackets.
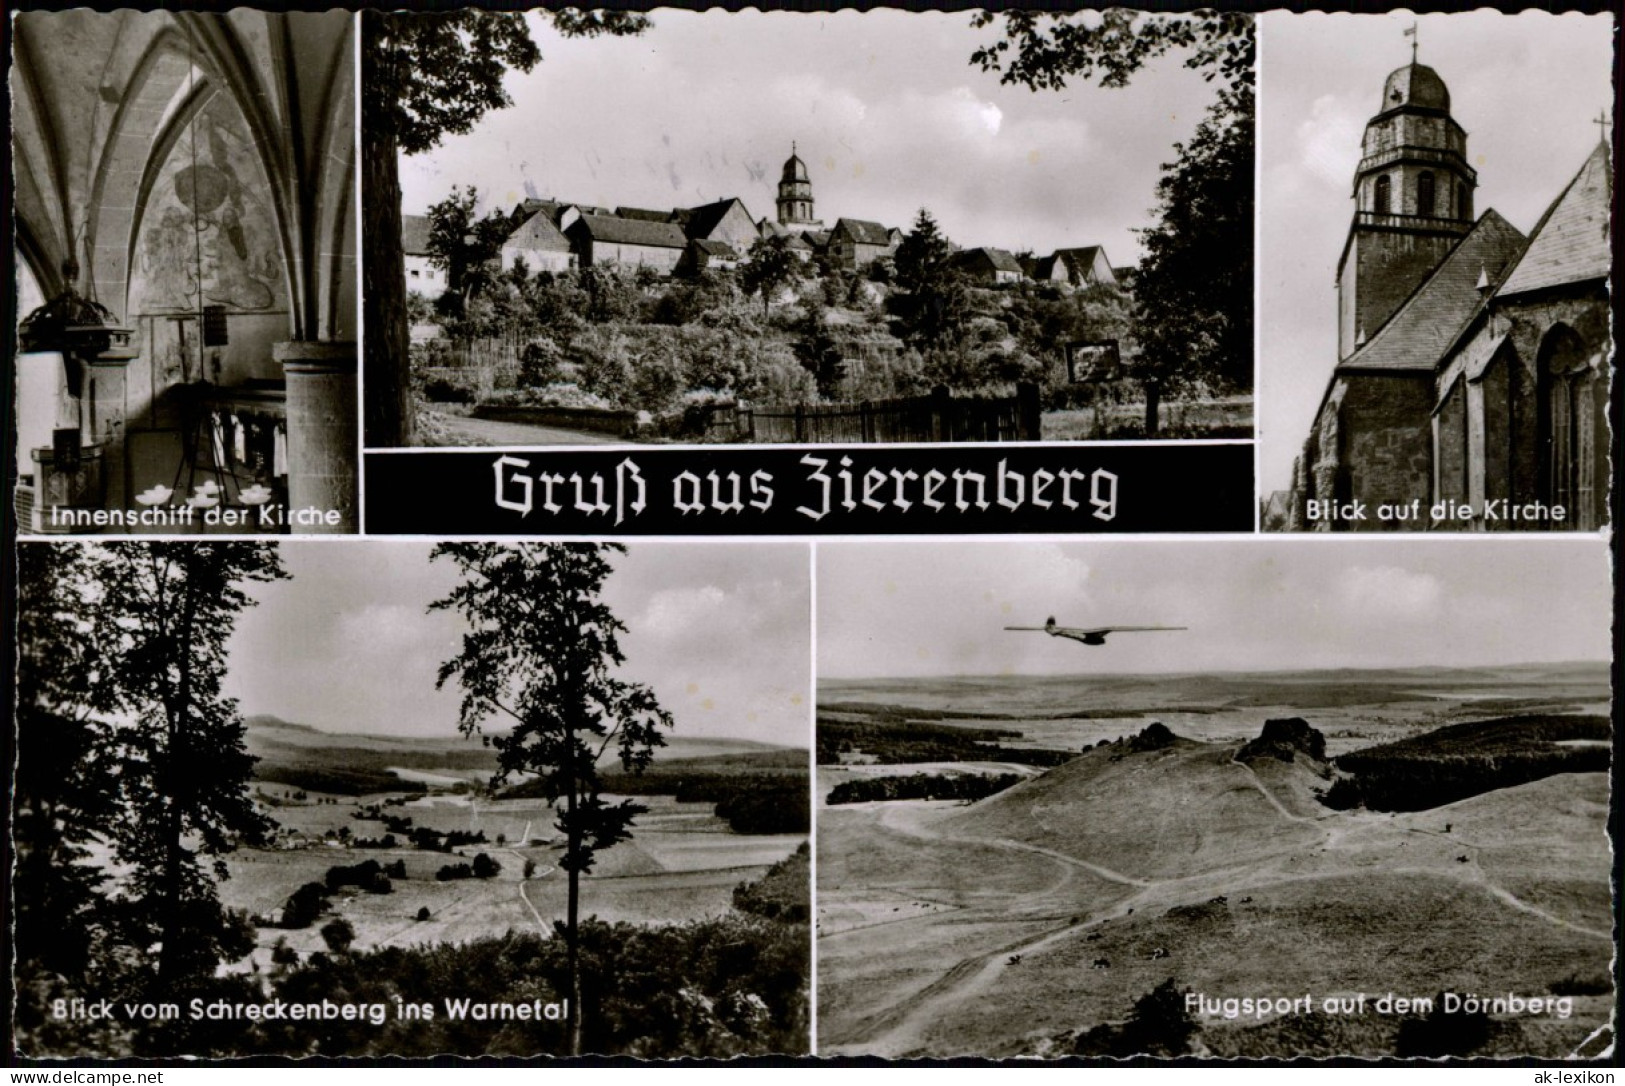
776,144,822,232
1336,43,1480,359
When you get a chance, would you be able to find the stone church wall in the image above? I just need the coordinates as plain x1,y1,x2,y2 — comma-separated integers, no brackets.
1338,373,1434,529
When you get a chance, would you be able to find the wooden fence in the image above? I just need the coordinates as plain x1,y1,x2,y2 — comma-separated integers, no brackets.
414,335,524,398
709,384,1041,444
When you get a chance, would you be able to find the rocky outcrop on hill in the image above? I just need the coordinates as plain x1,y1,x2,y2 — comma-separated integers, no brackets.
1238,718,1328,769
1126,722,1179,753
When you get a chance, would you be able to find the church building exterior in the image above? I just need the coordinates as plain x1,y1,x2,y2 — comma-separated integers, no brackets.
1286,56,1611,532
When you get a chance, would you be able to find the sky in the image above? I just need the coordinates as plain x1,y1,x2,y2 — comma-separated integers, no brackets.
1256,11,1615,495
817,538,1612,679
397,9,1225,267
225,542,810,744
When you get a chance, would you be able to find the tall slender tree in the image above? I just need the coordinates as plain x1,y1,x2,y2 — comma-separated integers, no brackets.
100,543,288,989
889,209,972,352
14,545,121,987
363,10,648,446
430,543,672,1055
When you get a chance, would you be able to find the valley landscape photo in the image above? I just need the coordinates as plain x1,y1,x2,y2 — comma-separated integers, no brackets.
14,540,811,1058
815,540,1613,1059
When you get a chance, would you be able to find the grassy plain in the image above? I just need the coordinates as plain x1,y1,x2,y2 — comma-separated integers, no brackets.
224,718,807,976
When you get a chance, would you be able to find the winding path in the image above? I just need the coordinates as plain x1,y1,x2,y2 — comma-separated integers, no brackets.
823,784,1611,1056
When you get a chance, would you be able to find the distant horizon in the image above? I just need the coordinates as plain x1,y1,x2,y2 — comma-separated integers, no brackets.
817,539,1612,680
820,658,1611,687
227,542,811,745
243,710,809,749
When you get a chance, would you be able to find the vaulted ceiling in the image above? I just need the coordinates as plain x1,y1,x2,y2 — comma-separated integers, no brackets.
12,10,355,340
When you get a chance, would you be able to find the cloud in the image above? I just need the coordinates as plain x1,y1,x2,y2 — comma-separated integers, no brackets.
401,9,1224,266
634,584,731,642
1333,565,1445,623
1296,94,1363,188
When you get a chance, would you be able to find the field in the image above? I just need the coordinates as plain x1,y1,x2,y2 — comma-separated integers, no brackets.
225,718,807,975
816,665,1613,1058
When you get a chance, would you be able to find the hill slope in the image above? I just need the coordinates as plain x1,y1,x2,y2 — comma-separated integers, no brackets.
938,728,1325,880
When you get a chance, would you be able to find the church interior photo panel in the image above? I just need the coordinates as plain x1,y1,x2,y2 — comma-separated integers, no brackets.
1257,11,1613,534
12,10,358,536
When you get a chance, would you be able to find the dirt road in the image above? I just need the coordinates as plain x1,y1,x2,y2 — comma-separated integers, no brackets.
435,415,624,447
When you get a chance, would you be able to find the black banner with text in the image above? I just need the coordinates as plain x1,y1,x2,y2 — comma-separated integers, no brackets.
364,445,1253,535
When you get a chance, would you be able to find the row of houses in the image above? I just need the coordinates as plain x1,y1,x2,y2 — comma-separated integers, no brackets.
403,151,1120,295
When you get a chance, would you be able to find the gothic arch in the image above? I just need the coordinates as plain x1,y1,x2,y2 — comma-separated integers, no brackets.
1535,322,1605,529
88,27,205,319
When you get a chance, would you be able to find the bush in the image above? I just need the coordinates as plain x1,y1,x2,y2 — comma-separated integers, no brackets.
324,860,393,895
415,907,431,922
320,918,355,955
422,376,475,405
826,772,1022,805
281,882,331,929
518,339,563,387
733,843,809,924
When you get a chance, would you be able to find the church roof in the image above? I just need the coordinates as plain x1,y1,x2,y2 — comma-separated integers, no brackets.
782,152,810,183
1381,61,1450,113
1338,210,1526,374
1496,142,1611,297
571,214,689,249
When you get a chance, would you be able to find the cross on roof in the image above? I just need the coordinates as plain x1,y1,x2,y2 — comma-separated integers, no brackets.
1593,110,1611,142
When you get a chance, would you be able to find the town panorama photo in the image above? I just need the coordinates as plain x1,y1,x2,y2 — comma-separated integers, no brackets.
362,10,1254,449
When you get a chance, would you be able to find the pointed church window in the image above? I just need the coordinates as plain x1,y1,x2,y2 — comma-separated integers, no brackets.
1538,324,1601,529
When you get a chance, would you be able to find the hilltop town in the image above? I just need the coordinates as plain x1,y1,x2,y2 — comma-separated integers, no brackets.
403,148,1119,298
400,147,1248,446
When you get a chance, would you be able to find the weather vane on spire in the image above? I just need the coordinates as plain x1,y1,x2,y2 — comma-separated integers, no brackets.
1403,22,1418,63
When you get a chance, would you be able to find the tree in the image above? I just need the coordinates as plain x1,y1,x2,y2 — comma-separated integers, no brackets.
425,185,515,312
99,543,288,989
889,209,972,351
430,543,673,1055
971,10,1253,94
793,301,846,399
1131,84,1253,431
362,10,647,445
970,11,1254,433
320,918,356,956
740,234,803,315
13,545,121,986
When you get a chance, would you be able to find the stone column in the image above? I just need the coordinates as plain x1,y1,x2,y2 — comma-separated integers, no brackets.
276,340,357,533
86,356,132,512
